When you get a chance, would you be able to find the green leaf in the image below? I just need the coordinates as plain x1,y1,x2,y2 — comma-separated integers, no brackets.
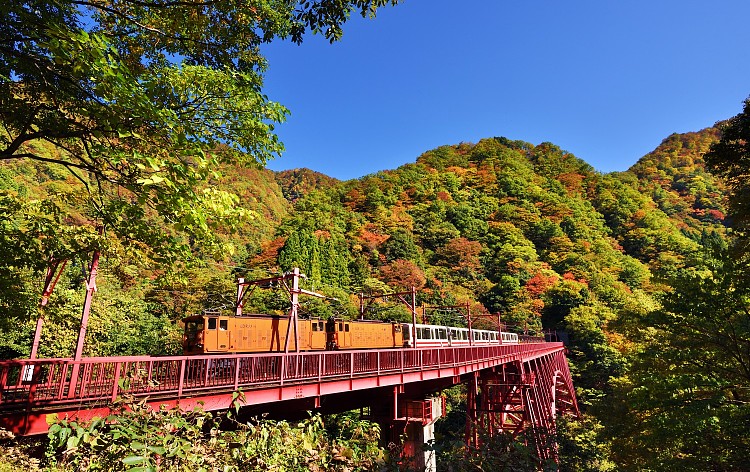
122,455,148,465
146,445,166,455
66,435,79,450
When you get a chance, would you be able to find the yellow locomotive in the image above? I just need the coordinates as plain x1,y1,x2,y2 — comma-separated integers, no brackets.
182,314,327,354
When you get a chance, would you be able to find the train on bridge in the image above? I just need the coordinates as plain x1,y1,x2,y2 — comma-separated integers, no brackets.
182,314,520,355
0,263,575,465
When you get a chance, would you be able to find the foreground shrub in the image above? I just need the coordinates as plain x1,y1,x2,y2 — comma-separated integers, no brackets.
45,395,387,471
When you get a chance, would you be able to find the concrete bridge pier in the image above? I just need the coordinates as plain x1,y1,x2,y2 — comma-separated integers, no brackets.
369,387,444,471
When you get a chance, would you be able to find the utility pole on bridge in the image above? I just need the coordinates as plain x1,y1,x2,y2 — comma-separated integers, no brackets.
235,268,328,353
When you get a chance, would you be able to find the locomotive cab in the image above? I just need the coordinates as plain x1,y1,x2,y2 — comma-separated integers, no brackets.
183,315,206,354
326,318,350,350
183,315,230,354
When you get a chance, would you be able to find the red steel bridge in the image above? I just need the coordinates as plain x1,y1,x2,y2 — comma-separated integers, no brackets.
0,342,578,464
0,265,579,467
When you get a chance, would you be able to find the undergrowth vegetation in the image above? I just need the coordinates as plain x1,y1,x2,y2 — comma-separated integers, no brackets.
1,395,391,472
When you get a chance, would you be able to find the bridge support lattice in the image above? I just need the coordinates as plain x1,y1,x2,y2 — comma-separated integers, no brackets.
465,348,579,463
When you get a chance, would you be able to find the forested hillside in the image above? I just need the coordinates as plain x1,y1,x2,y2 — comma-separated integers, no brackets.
2,125,747,470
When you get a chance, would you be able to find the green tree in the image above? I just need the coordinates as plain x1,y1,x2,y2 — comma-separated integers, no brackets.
319,235,351,288
278,231,321,280
556,414,615,472
0,193,104,321
382,229,421,263
564,304,626,396
612,240,750,470
704,97,750,239
1,0,399,264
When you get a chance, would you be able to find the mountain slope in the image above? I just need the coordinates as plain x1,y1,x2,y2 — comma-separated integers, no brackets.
627,127,726,233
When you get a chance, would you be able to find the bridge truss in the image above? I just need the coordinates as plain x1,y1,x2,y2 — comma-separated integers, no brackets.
465,347,578,463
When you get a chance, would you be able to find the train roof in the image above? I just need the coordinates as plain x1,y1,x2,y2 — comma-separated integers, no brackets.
181,313,323,321
329,317,399,324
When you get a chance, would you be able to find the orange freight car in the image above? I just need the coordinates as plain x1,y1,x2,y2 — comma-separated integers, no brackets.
326,318,404,350
182,314,327,354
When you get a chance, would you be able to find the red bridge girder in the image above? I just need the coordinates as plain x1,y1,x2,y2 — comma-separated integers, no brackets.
0,343,574,440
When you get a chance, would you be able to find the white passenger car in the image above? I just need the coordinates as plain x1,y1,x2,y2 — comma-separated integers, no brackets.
401,323,519,348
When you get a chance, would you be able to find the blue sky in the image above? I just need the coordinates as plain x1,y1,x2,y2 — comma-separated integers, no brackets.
261,0,750,181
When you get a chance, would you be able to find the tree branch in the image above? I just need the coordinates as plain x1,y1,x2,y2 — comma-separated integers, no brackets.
72,1,169,37
84,0,218,9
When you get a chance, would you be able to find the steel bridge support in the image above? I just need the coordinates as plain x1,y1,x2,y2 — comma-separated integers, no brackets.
369,387,444,471
465,349,579,464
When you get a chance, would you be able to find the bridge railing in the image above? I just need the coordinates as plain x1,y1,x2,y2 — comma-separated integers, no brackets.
0,343,559,410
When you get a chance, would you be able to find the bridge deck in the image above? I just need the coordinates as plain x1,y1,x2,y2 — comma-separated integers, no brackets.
0,342,564,435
